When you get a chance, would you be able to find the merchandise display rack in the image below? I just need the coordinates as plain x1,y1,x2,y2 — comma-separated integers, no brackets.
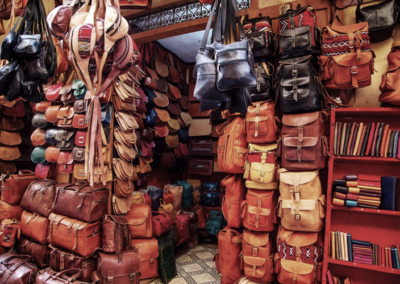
322,107,400,284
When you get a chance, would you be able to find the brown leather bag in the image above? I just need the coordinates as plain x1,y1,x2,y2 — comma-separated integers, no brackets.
112,195,133,215
192,205,205,229
274,254,318,284
217,117,247,174
15,237,49,269
175,213,190,240
278,111,328,171
45,146,60,163
131,191,145,204
0,219,20,249
221,175,245,229
49,213,102,257
240,231,274,282
278,169,325,232
0,161,16,176
20,180,57,217
151,212,172,237
92,249,140,284
114,179,135,198
35,268,86,284
379,41,400,106
214,227,243,284
31,128,46,146
0,201,22,223
52,183,109,223
20,210,49,244
131,238,159,280
165,184,183,214
158,201,175,225
1,117,24,132
127,204,152,239
163,187,174,204
0,253,38,283
102,215,131,258
241,190,276,232
181,209,199,235
0,170,37,205
246,100,279,143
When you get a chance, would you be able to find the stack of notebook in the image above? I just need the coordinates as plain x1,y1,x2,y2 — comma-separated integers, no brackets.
384,246,400,268
333,122,400,158
332,174,382,209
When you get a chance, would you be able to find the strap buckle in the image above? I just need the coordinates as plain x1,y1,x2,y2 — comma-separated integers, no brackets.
294,214,301,221
292,70,298,78
351,66,358,74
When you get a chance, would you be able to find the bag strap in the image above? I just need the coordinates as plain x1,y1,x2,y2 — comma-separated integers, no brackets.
199,0,219,52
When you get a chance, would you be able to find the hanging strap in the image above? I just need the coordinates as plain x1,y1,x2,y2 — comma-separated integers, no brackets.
199,0,219,52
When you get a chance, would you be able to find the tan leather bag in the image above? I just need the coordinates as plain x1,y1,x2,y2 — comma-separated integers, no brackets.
131,191,145,204
0,201,22,223
114,178,135,198
246,100,278,143
275,254,317,284
130,238,159,280
241,190,276,232
165,184,183,214
158,201,175,225
127,204,152,239
20,211,49,244
49,213,101,257
112,195,132,215
278,169,326,232
0,131,21,146
0,170,37,205
379,41,400,106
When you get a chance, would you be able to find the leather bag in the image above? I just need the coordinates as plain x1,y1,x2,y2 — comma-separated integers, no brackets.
245,61,274,102
158,240,176,284
112,195,132,215
57,151,74,173
278,169,326,232
241,231,273,282
131,191,144,205
16,237,49,269
158,200,175,225
114,179,135,198
181,209,199,235
188,158,213,176
275,254,318,284
1,116,24,132
175,213,190,240
130,238,159,280
0,200,22,222
246,100,278,143
0,218,20,249
31,146,47,164
379,41,400,106
127,204,152,239
0,253,38,283
20,180,56,217
152,211,172,237
52,183,109,223
148,185,163,212
205,210,224,235
35,164,55,180
0,170,37,205
35,268,86,284
192,205,205,229
221,175,244,228
102,215,130,258
0,161,16,175
163,187,174,204
45,127,59,144
49,213,101,257
0,130,21,146
165,184,183,213
55,129,76,151
31,128,46,146
0,146,20,161
20,210,49,244
278,111,328,171
244,17,275,59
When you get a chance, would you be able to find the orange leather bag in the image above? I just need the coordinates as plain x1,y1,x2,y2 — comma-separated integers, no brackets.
275,254,317,284
379,41,400,106
131,238,159,280
214,227,243,284
20,211,49,244
0,170,37,205
221,175,245,228
217,116,247,174
246,100,279,143
240,231,274,282
241,189,276,232
127,204,153,239
0,201,22,223
49,213,102,257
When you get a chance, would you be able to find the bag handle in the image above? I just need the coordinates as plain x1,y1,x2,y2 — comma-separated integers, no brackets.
199,0,220,52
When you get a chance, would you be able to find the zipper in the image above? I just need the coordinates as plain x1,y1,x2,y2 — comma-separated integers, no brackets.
86,231,100,238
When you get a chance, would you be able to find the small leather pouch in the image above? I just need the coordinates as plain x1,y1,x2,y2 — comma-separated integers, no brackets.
179,112,193,128
175,143,188,159
45,146,60,163
33,113,50,129
31,128,46,146
155,123,169,138
114,141,137,161
75,130,87,147
1,117,24,132
140,156,153,174
72,80,87,99
73,99,87,113
72,114,87,129
167,119,180,133
180,96,191,110
45,83,63,101
73,163,87,180
71,147,85,161
161,152,176,169
45,105,61,124
55,129,76,150
116,112,139,132
57,151,74,173
165,133,179,149
114,178,135,198
31,147,46,164
3,101,25,121
114,127,137,145
35,101,52,113
167,102,181,116
45,128,59,145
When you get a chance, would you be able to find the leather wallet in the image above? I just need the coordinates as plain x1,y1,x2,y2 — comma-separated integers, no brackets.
334,179,346,186
350,123,359,156
371,122,380,157
346,193,359,201
365,123,375,156
343,123,352,156
393,131,399,158
357,174,381,188
385,130,392,158
344,200,357,207
332,198,345,206
334,122,338,155
375,123,384,157
344,175,357,181
347,123,356,155
335,186,348,194
388,130,395,157
380,124,390,157
353,123,363,156
361,123,371,156
334,192,346,199
357,125,367,156
340,122,347,155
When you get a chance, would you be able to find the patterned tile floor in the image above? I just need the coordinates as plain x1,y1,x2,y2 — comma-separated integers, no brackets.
150,245,220,284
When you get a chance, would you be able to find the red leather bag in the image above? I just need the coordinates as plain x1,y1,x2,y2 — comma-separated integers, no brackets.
246,100,278,143
175,213,190,240
163,187,174,205
221,175,245,228
131,238,159,280
241,189,276,232
0,219,20,249
20,210,49,244
0,253,38,283
214,227,243,284
35,268,86,284
2,101,25,121
192,205,205,229
102,215,131,258
127,204,153,239
35,164,56,180
0,170,37,205
152,212,172,237
20,180,57,217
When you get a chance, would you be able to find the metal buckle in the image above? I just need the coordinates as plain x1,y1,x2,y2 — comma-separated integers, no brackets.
292,70,298,77
294,214,301,221
351,66,358,74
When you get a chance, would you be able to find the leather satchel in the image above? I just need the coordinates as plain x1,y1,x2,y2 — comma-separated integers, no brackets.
15,237,49,269
241,190,276,232
20,180,57,217
31,128,46,146
275,254,319,284
246,61,274,102
246,100,278,143
45,127,59,145
278,169,325,232
35,268,86,284
127,204,153,239
0,253,38,283
52,183,109,223
0,219,20,249
130,238,159,280
244,17,275,59
114,179,135,198
58,151,74,173
1,170,37,205
33,113,50,129
181,209,199,235
20,210,49,244
0,131,21,146
0,200,22,222
152,211,172,237
55,129,76,150
158,201,175,225
1,116,24,132
221,175,245,229
278,111,328,171
35,164,55,180
163,188,174,204
112,195,132,215
102,215,130,258
241,231,274,282
379,41,400,106
92,249,140,284
49,213,101,257
131,191,145,205
49,244,97,283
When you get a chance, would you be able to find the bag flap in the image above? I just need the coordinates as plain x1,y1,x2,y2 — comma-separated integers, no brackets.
55,129,76,141
189,119,212,136
168,118,180,131
129,217,146,226
280,26,310,36
73,114,88,128
45,105,62,123
45,146,60,162
155,108,170,122
278,226,318,247
107,215,129,225
71,147,85,161
131,238,159,260
358,174,381,182
280,259,314,274
282,112,319,126
243,231,270,247
45,83,63,101
251,162,275,173
99,250,140,277
283,137,318,147
328,22,368,35
279,55,311,65
281,76,310,87
248,206,270,216
160,203,174,213
57,106,75,119
153,91,169,108
0,131,21,146
35,101,52,112
75,130,87,146
282,199,316,210
248,143,277,153
57,151,73,164
280,170,318,186
243,256,266,267
333,52,373,67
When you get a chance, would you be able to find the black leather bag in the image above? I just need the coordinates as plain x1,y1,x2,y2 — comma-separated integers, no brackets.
1,15,23,61
276,55,323,114
0,59,19,97
229,88,251,114
245,61,274,102
279,26,315,60
200,191,220,207
148,185,163,212
356,0,399,42
45,128,60,144
199,98,230,112
21,80,45,102
13,34,42,58
5,63,24,101
244,17,275,59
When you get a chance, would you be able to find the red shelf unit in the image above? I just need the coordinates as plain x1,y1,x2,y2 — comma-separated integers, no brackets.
322,108,400,284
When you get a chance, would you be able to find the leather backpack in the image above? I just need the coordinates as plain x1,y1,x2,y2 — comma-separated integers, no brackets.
192,205,206,229
175,180,193,210
217,116,247,174
20,210,49,244
278,169,326,232
15,237,49,269
20,180,57,217
181,209,199,235
205,210,224,236
102,215,131,259
246,100,278,144
278,111,328,171
0,253,38,283
0,170,37,205
152,212,172,237
240,231,274,282
241,189,276,232
36,268,86,284
165,184,183,213
175,213,190,240
245,61,274,102
214,227,243,284
127,204,152,239
130,238,159,280
92,249,140,284
244,143,278,190
243,17,275,59
379,41,400,106
221,175,245,228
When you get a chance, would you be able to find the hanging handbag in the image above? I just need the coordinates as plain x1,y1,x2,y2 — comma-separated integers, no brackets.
245,61,274,102
243,16,275,59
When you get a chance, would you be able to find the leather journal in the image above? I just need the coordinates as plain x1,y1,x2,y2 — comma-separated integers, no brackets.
347,123,356,155
343,123,352,156
385,130,392,157
365,123,375,156
361,123,371,156
393,131,399,158
357,125,367,156
371,122,380,157
388,131,395,157
350,123,359,155
375,123,384,157
334,122,338,155
380,124,390,157
353,123,363,156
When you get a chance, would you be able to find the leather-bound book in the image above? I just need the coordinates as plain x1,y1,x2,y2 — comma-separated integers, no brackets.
343,123,352,156
393,131,399,158
385,130,392,157
357,125,367,156
380,124,390,157
371,122,380,157
337,122,342,155
375,123,384,157
364,123,375,156
340,123,347,155
360,124,371,157
334,122,338,155
396,177,400,211
354,123,364,156
350,123,359,156
347,123,356,155
381,176,397,210
388,131,395,158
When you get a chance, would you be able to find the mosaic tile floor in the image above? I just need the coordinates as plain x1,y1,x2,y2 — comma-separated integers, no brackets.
150,245,220,284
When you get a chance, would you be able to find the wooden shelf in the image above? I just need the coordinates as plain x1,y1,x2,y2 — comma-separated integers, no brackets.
331,205,400,217
333,156,400,163
328,258,400,276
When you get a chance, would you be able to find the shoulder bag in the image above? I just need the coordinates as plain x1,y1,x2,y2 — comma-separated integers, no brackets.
127,204,152,239
102,215,131,259
0,170,37,205
0,253,38,283
35,268,85,284
130,238,159,280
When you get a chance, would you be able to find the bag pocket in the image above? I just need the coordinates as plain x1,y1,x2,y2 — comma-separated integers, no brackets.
249,162,275,184
233,146,248,168
278,259,315,284
246,116,269,138
217,135,228,162
247,205,271,229
280,26,311,53
283,136,317,162
243,256,268,280
333,52,373,86
281,76,311,101
281,199,318,228
380,67,400,92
